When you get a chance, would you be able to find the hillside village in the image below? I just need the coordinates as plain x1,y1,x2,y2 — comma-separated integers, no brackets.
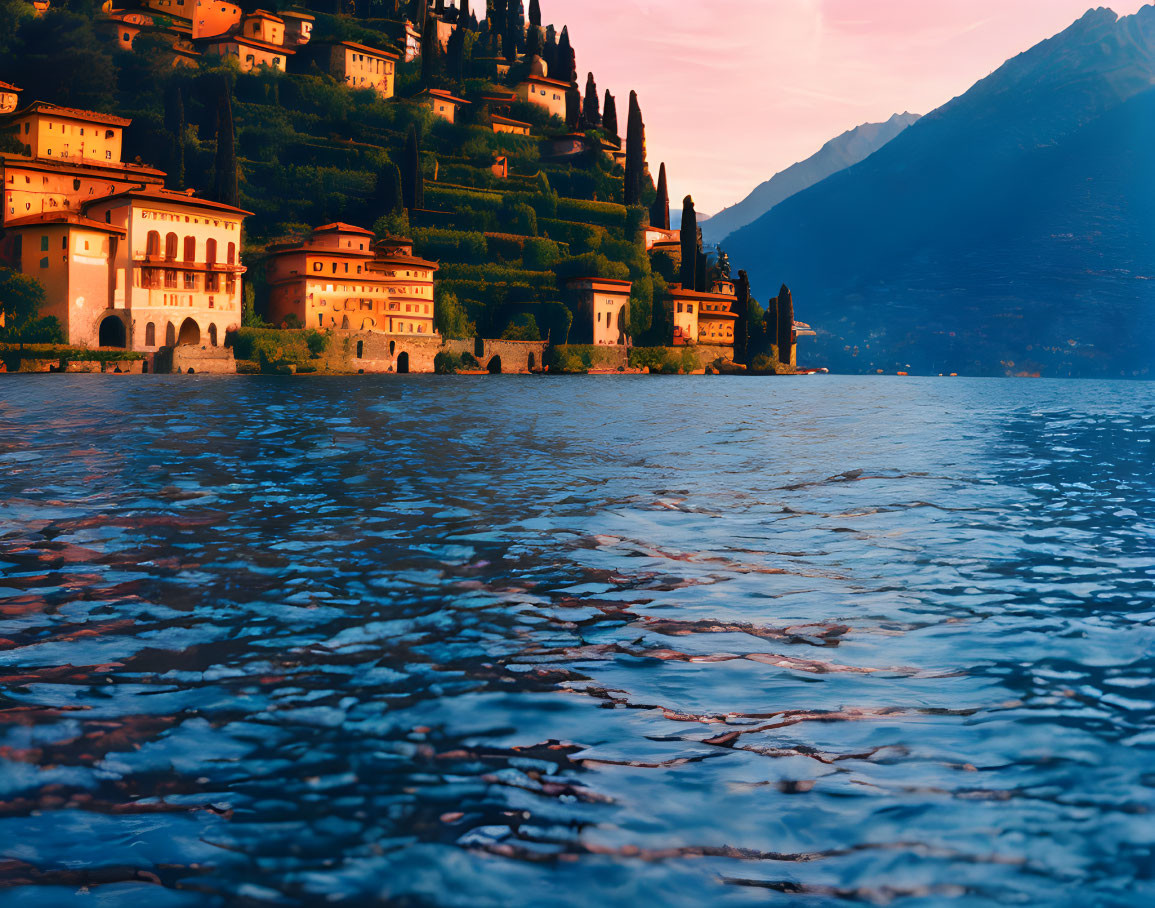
0,0,809,374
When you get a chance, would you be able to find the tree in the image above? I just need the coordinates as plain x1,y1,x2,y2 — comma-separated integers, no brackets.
163,82,186,190
435,289,475,338
213,78,238,208
624,91,646,206
734,269,750,365
526,22,544,58
556,26,575,83
544,25,557,72
582,72,600,127
764,294,780,358
460,0,471,24
602,90,618,139
650,162,669,230
421,15,444,83
402,125,423,211
446,24,466,81
565,86,581,131
679,196,698,290
502,4,518,62
777,284,795,366
528,0,541,27
375,162,404,216
0,269,55,349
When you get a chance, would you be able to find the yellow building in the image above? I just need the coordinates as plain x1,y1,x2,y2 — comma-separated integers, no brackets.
240,9,284,45
0,82,21,115
516,75,570,121
424,88,470,123
140,0,192,21
491,115,531,136
190,0,241,40
4,102,128,164
266,224,438,335
203,34,292,72
668,281,738,347
312,41,399,99
567,277,632,347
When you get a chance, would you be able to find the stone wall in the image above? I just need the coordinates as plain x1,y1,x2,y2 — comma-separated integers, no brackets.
443,338,549,374
322,331,444,374
157,345,237,375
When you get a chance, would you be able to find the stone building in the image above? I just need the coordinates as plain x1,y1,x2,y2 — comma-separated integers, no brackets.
566,277,632,347
0,101,250,351
265,224,439,336
305,41,399,100
423,88,470,123
517,74,571,122
491,115,531,136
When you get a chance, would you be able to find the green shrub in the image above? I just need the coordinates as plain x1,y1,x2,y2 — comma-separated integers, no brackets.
502,313,541,341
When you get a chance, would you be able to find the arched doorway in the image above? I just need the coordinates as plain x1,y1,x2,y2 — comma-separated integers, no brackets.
145,322,156,347
177,318,200,346
356,341,364,359
98,315,126,348
165,322,176,346
396,352,410,374
208,324,218,347
487,355,502,374
389,340,396,356
528,351,536,372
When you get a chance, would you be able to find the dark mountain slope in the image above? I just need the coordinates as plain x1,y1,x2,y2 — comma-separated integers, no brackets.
726,6,1155,377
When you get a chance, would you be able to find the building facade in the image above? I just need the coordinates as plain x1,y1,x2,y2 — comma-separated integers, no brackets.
424,88,469,123
516,75,570,121
667,280,739,347
310,41,399,99
266,224,438,336
567,277,632,347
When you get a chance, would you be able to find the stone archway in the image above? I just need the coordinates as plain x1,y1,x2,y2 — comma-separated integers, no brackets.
397,352,410,374
528,351,536,372
487,355,503,374
177,318,201,346
98,315,126,348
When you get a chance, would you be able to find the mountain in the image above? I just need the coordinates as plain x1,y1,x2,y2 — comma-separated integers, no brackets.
726,6,1155,378
671,209,710,231
701,113,920,246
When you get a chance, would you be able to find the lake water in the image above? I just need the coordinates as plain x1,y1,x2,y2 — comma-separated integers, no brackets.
0,375,1152,907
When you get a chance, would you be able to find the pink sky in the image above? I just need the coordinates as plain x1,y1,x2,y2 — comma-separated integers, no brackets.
535,0,1151,214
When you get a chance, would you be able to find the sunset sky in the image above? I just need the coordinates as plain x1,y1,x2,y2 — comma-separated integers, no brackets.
535,0,1150,214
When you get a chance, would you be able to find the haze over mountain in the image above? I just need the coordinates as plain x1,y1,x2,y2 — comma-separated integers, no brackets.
726,6,1155,378
702,113,921,246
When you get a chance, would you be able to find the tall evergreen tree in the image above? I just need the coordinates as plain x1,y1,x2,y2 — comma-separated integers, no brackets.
777,285,794,366
650,162,669,230
163,82,186,190
528,0,540,27
446,25,466,82
582,72,600,127
421,17,443,83
556,26,575,83
516,1,527,53
435,0,445,14
544,25,558,72
734,269,751,365
375,162,404,216
402,125,423,211
565,86,581,131
502,6,517,61
213,79,238,207
764,294,779,358
526,23,544,59
602,90,618,139
679,196,698,290
460,0,470,24
624,90,646,206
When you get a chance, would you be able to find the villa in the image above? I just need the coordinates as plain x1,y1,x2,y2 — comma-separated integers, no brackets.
305,41,400,99
668,278,739,348
567,277,632,347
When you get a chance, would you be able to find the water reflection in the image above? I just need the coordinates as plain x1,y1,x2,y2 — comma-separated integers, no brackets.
0,375,1152,906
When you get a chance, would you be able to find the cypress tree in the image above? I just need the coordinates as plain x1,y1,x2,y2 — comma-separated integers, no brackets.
624,90,646,206
213,79,237,207
544,26,557,72
526,23,544,58
764,294,779,359
777,284,794,366
421,16,443,84
556,26,575,83
528,0,540,27
435,0,445,14
516,1,527,53
460,0,470,24
696,248,708,293
502,8,517,61
734,269,750,365
582,73,600,127
402,125,423,211
565,86,581,131
163,82,185,190
602,90,618,140
446,24,465,82
375,162,404,216
679,196,697,290
650,162,669,230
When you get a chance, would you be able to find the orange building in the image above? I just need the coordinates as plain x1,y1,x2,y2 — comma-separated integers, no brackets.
516,75,570,121
567,277,632,347
203,33,292,71
0,103,249,350
491,115,531,136
668,279,739,347
310,41,400,99
266,224,439,335
424,88,470,123
190,0,241,40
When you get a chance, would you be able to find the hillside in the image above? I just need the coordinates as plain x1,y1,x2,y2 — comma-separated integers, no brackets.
0,0,666,345
726,6,1155,378
702,112,920,246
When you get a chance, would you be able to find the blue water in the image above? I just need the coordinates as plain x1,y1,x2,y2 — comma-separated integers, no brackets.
0,375,1152,907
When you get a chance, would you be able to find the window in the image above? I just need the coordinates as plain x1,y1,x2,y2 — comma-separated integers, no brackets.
165,232,178,261
183,236,195,262
313,262,323,272
40,235,48,251
226,242,235,265
146,231,160,257
145,322,155,346
206,239,217,265
184,272,197,290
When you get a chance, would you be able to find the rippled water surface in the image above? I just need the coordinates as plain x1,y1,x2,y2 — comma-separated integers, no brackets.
0,375,1152,907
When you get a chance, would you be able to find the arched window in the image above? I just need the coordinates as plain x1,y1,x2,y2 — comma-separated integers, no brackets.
208,324,218,347
183,236,195,262
164,232,178,261
206,239,217,265
165,322,176,346
146,230,160,257
145,322,156,346
226,242,236,265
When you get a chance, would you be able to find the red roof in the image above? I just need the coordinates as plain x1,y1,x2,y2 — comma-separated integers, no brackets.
329,40,400,59
425,88,470,105
4,212,126,234
246,9,284,22
521,75,572,90
567,277,633,289
85,187,253,217
205,34,296,54
314,222,375,236
0,81,22,93
491,114,531,128
8,102,131,127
